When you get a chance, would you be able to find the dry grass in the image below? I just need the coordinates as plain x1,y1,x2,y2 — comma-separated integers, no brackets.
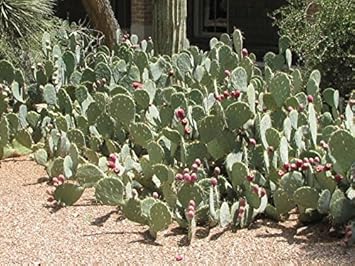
0,157,354,264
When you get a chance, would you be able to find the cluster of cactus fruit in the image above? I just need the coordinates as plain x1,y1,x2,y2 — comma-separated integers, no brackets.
0,26,354,245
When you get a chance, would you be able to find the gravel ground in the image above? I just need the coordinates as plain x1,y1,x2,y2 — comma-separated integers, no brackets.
0,157,354,265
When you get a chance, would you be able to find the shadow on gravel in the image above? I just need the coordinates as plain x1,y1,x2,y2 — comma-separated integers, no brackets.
23,176,49,186
83,230,142,237
91,210,118,227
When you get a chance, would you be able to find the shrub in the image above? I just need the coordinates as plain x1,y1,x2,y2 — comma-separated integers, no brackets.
0,0,57,66
273,0,355,96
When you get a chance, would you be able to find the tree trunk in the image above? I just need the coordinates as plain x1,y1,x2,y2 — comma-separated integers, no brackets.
81,0,120,48
152,0,188,55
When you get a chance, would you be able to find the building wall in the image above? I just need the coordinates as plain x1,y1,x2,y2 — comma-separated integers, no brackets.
131,0,153,38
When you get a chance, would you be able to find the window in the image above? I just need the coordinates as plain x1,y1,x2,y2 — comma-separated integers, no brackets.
194,0,229,37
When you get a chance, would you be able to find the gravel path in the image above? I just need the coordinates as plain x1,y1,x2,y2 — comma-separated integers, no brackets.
0,157,354,264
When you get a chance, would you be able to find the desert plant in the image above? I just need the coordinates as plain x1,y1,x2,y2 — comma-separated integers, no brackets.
0,0,57,65
0,28,354,245
273,0,355,96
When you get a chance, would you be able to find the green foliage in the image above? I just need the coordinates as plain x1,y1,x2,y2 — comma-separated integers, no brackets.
0,0,57,66
273,0,355,95
1,27,354,244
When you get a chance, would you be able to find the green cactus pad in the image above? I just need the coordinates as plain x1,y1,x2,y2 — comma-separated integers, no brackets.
265,128,281,149
280,171,304,197
0,117,9,147
177,183,203,207
270,73,291,108
54,183,84,206
225,102,253,131
109,94,136,127
95,177,124,205
123,198,147,225
232,29,243,58
67,129,86,147
274,189,295,214
219,201,232,228
34,149,48,166
162,127,181,144
293,186,319,209
230,162,248,188
49,157,64,178
329,189,355,224
43,84,57,105
134,89,150,109
75,163,106,187
0,60,15,83
231,67,248,91
15,129,32,149
147,141,164,164
63,155,74,179
318,189,331,214
130,122,153,147
329,130,355,175
149,201,172,234
153,164,174,184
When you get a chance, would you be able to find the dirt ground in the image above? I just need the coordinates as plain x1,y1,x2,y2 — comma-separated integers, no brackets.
0,157,354,264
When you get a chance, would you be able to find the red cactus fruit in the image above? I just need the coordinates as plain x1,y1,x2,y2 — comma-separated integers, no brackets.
175,255,183,261
233,89,241,99
252,185,259,194
181,118,189,126
325,163,332,171
183,173,192,183
315,165,325,173
302,163,310,171
278,170,285,177
246,175,254,182
107,160,116,169
213,166,221,176
224,70,231,77
296,159,303,169
57,174,65,183
184,126,192,135
188,200,196,208
283,162,290,171
186,210,195,220
187,205,195,212
132,81,143,89
152,192,159,199
249,138,256,146
242,48,249,57
175,173,183,181
303,157,309,164
309,157,315,164
109,153,117,162
335,174,343,183
191,163,199,172
210,177,218,187
307,95,314,103
183,168,190,174
175,108,185,120
290,163,297,171
314,157,321,164
287,106,293,112
190,173,198,182
259,188,266,198
223,90,230,98
194,158,202,167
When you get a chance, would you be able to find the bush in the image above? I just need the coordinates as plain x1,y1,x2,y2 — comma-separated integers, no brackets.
273,0,354,96
0,28,354,245
0,0,57,67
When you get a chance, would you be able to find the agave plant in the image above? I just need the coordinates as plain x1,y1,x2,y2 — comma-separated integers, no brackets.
0,0,56,64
